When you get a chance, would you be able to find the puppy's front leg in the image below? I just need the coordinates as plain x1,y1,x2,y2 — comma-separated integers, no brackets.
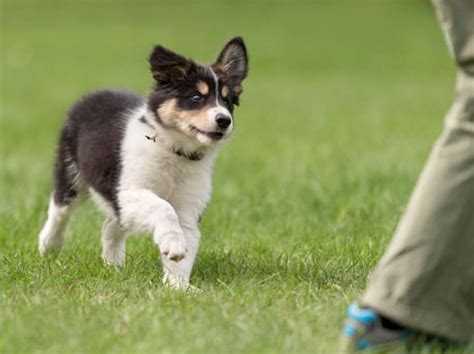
119,189,187,267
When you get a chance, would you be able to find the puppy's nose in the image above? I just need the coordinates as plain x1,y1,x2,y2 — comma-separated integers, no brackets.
216,113,231,129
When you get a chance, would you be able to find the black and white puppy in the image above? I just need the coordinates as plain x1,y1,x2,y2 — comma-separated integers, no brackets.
38,37,248,290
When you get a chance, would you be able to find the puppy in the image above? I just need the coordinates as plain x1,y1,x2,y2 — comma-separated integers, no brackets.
38,37,248,290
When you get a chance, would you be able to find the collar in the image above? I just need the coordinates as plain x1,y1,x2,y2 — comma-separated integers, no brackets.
173,148,204,161
142,118,204,162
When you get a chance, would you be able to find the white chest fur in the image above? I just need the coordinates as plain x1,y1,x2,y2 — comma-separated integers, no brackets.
118,109,216,227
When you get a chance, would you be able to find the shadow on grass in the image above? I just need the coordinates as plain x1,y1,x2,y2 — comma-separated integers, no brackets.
193,248,367,290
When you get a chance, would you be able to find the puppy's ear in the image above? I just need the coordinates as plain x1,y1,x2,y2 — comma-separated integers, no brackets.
149,45,191,82
214,36,248,84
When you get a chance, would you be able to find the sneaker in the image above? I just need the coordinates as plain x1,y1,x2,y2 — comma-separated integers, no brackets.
341,302,411,352
341,302,471,353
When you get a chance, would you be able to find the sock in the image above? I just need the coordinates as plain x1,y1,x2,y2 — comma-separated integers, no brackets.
380,315,405,331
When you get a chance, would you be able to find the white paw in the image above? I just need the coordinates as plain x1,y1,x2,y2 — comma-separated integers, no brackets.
160,233,187,262
163,271,187,289
186,284,203,294
102,248,125,268
38,233,64,256
162,273,200,293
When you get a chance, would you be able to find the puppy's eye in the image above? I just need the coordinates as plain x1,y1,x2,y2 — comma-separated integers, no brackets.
190,94,204,103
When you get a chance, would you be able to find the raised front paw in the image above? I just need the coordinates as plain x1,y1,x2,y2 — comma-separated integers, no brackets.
159,232,187,262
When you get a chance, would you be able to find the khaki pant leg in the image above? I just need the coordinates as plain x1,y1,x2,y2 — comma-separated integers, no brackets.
361,0,474,342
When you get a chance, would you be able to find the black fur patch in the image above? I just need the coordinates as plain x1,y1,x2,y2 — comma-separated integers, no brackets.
53,137,79,206
54,89,143,214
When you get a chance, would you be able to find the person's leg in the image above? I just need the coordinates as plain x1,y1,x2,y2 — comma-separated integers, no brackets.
348,0,474,346
431,0,474,76
344,0,474,351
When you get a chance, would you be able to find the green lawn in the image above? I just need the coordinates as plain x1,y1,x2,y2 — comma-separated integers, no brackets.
0,1,458,353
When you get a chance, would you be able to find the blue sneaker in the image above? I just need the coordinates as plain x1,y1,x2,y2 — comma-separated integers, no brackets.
341,302,411,352
341,302,471,353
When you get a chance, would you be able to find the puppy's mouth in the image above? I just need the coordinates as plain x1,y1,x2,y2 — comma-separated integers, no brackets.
190,126,225,141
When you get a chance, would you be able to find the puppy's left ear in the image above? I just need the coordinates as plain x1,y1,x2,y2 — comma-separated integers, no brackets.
214,36,248,83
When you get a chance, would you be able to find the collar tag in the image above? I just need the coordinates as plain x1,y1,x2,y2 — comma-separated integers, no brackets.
145,134,157,142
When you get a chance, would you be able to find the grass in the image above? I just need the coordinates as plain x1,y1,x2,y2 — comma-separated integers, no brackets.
0,0,461,353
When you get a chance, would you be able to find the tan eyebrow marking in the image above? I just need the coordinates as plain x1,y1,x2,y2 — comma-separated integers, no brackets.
221,85,229,98
234,84,242,95
197,81,209,95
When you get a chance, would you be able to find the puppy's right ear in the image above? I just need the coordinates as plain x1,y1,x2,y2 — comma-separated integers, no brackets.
214,36,248,83
149,45,191,82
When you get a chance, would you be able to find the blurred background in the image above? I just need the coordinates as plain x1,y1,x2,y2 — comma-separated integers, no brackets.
1,0,456,352
2,0,453,209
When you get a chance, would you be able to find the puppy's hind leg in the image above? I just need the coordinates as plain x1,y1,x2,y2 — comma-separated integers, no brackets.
39,146,81,256
38,194,75,255
101,218,126,267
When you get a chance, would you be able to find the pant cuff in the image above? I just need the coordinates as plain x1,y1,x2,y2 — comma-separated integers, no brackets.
361,291,474,341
